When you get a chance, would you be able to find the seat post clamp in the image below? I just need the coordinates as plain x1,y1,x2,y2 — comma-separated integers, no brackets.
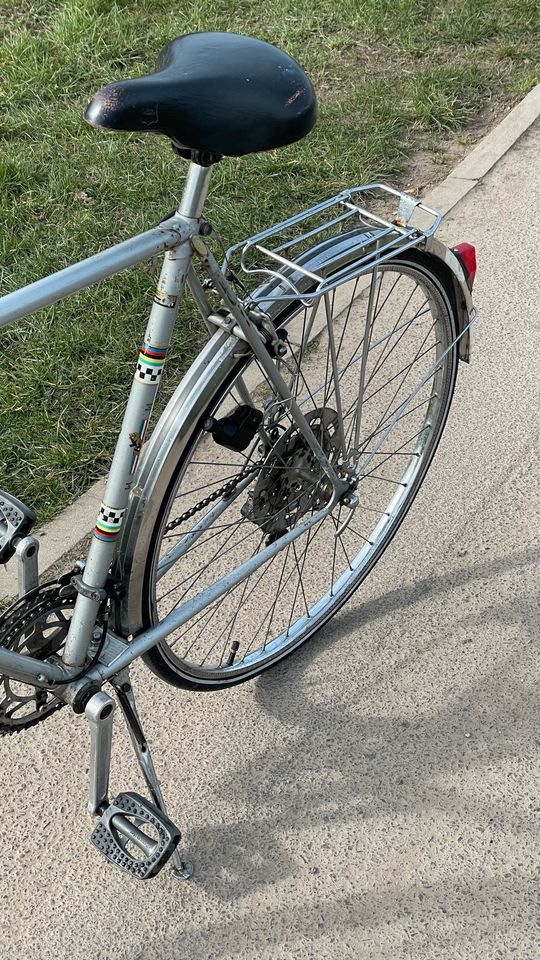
70,575,107,604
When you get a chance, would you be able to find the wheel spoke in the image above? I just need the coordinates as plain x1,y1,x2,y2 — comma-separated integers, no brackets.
146,261,456,683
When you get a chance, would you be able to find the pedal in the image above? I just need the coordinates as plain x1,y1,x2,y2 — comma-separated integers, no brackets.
0,490,36,564
90,791,181,880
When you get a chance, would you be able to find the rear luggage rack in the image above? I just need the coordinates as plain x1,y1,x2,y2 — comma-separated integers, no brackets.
223,183,442,306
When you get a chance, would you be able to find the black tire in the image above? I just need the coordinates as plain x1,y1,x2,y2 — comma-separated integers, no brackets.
141,259,459,689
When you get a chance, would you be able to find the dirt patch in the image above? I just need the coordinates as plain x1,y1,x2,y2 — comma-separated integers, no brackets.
322,37,523,220
399,92,521,196
0,2,48,39
319,35,523,198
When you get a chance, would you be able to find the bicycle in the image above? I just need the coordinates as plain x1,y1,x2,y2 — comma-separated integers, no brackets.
0,32,477,881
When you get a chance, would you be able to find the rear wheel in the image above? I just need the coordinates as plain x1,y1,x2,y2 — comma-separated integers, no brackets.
141,258,459,689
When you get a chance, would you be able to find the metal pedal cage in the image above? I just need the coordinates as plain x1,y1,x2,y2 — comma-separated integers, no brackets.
85,677,193,882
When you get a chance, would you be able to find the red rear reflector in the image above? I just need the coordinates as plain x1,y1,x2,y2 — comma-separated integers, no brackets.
452,242,476,289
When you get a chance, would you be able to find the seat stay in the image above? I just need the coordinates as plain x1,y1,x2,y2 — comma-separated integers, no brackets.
193,238,348,496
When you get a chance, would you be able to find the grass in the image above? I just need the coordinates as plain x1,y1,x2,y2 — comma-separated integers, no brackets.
0,0,538,523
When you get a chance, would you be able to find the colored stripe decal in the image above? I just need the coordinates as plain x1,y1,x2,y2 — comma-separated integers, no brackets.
96,520,121,532
92,503,126,542
139,341,167,360
93,528,120,542
138,353,163,367
135,342,167,384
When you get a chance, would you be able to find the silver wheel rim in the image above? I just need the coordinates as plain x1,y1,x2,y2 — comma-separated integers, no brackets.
147,263,456,683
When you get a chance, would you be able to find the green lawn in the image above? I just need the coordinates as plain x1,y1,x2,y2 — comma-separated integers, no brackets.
0,0,538,522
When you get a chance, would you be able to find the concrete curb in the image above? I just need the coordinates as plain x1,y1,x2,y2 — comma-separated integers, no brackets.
423,82,540,215
2,82,539,599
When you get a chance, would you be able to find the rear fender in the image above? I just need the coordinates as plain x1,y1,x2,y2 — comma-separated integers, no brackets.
114,226,473,635
412,236,475,362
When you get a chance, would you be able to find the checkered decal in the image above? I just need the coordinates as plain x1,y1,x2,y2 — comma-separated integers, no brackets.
93,503,126,542
135,360,164,384
98,505,125,527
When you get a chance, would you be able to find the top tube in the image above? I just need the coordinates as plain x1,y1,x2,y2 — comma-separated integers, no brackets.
0,218,190,329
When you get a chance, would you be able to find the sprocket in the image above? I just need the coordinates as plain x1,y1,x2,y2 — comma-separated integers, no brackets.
0,580,76,735
241,407,341,537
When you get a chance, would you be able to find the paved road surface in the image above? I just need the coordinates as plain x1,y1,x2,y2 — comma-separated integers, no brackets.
1,121,539,960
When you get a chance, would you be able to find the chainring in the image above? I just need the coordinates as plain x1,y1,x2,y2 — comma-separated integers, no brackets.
0,580,76,735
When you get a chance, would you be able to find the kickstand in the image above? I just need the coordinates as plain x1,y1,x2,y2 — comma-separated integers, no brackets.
111,676,193,880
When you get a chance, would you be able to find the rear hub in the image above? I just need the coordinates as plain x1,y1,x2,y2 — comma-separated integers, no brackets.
242,407,342,539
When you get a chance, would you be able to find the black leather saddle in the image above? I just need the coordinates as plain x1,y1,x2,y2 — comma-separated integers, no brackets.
85,32,317,161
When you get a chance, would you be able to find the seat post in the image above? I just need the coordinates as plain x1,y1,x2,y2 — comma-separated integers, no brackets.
177,161,213,219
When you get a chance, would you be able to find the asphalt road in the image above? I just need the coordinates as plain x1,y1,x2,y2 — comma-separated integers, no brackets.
1,120,540,960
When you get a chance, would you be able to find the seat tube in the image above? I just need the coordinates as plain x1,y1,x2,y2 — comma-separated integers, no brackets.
63,249,201,666
64,162,213,667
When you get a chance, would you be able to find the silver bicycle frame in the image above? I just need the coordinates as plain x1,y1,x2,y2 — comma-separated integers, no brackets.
0,161,344,690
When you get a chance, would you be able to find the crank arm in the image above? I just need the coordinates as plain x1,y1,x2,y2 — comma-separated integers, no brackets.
84,681,193,881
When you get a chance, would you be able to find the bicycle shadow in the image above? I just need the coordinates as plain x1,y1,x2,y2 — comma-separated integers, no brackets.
130,543,539,959
181,543,539,892
135,874,535,960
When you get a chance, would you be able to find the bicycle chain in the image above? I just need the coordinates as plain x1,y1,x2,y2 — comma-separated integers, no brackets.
164,461,262,534
0,463,262,735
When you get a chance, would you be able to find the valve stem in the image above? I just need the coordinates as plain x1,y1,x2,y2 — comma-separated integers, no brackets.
226,641,240,666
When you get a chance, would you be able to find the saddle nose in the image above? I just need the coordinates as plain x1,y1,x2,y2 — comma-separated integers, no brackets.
85,32,317,160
